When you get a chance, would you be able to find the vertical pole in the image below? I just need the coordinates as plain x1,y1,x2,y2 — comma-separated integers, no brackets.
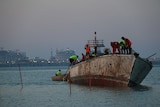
69,71,71,96
18,64,23,89
88,63,91,90
94,32,97,55
89,72,91,90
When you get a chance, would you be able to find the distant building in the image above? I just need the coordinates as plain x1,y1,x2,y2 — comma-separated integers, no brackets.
0,48,76,67
55,48,76,63
0,49,27,65
0,48,29,66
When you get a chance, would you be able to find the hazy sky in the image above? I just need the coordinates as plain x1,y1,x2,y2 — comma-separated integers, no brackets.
0,0,160,59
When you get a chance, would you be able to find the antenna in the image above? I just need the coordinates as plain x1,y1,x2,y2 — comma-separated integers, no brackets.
51,48,53,59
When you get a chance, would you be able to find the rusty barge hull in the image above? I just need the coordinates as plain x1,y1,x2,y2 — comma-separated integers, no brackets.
68,54,152,87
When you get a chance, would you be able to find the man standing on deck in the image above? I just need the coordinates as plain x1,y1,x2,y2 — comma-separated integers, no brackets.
121,37,132,54
119,39,126,54
85,44,90,59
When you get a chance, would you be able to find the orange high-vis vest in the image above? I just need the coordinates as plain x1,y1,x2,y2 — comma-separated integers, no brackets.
86,45,90,53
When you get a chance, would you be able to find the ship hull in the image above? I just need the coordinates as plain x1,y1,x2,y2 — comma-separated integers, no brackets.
68,54,152,87
128,56,152,86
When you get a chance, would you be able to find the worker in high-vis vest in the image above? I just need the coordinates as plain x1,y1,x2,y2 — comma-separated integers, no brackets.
69,55,79,65
55,69,61,76
119,39,126,54
110,41,120,54
121,37,132,54
85,44,90,56
91,52,96,57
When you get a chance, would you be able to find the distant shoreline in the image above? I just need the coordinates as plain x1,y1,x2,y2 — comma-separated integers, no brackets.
0,63,69,67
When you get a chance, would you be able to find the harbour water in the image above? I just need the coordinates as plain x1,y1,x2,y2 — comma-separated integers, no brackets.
0,65,160,107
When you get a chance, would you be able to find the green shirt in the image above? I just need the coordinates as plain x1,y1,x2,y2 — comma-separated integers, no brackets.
56,70,61,76
119,40,126,46
69,55,78,60
91,53,96,56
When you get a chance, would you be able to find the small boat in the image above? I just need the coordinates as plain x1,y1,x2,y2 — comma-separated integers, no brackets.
67,36,152,87
51,74,68,81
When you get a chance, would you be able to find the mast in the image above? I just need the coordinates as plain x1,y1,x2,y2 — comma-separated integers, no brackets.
87,32,105,55
94,32,97,55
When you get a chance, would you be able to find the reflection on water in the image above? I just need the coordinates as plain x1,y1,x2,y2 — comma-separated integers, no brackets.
0,66,160,107
131,85,152,91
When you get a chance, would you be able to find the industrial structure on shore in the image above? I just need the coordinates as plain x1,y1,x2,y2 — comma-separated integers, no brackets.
0,48,76,67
